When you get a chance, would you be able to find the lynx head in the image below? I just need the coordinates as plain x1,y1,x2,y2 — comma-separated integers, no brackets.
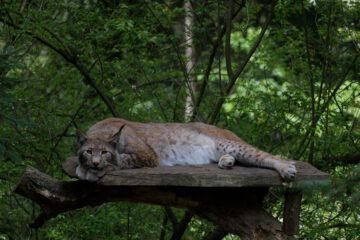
76,126,124,172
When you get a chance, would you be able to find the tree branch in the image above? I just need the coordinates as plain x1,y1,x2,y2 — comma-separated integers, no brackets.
165,207,179,228
301,0,316,165
225,0,235,81
159,211,168,240
295,54,359,160
46,97,88,163
170,210,193,240
208,1,276,124
190,1,246,121
145,3,196,108
232,1,275,83
15,165,296,240
0,17,120,117
322,154,360,168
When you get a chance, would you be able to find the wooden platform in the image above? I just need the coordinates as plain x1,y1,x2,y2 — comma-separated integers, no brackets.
15,157,330,240
63,156,330,187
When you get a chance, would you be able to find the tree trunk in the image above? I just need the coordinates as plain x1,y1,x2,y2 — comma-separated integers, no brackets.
184,0,196,121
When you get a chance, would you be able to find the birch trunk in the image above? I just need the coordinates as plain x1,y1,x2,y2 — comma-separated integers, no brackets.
184,0,196,121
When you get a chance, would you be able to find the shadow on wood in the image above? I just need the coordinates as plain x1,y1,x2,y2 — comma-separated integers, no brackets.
14,157,330,240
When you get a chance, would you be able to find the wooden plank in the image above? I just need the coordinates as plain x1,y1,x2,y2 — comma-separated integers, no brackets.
63,157,330,187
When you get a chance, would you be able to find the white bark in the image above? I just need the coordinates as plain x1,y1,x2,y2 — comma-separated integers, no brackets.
184,0,196,122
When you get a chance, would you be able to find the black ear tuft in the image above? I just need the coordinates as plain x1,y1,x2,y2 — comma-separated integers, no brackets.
109,124,126,149
76,129,88,146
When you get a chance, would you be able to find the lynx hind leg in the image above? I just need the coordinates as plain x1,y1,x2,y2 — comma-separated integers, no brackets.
218,154,235,169
254,157,297,181
215,139,297,180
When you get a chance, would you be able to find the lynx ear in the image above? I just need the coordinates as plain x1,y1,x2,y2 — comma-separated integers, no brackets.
76,129,88,146
109,124,126,148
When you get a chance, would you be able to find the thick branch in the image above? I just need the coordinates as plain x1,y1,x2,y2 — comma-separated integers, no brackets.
15,157,330,240
170,210,193,240
165,207,179,228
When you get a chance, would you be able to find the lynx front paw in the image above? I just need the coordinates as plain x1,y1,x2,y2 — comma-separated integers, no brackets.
218,154,235,169
97,165,116,178
279,161,297,181
75,166,100,182
85,172,100,182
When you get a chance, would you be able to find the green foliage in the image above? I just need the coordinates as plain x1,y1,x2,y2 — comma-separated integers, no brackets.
0,0,359,239
43,204,166,240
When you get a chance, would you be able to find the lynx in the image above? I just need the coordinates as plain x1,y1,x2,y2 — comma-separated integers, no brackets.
76,118,296,182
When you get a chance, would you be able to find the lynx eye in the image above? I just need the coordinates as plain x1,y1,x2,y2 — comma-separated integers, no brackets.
101,151,109,155
86,150,92,154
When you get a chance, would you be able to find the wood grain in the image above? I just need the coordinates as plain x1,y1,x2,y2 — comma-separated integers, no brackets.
63,156,330,187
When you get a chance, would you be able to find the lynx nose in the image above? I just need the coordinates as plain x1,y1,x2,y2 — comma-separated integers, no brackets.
93,162,99,167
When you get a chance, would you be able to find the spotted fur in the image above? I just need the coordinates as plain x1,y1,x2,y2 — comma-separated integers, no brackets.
75,118,296,181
